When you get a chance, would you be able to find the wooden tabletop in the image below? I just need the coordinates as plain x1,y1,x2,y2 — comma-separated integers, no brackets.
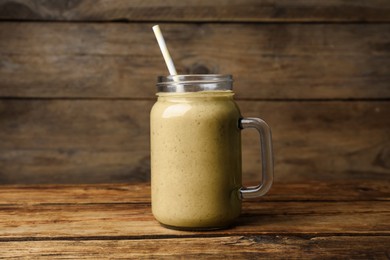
0,181,389,259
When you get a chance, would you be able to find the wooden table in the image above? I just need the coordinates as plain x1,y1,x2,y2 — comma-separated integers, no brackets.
1,181,389,258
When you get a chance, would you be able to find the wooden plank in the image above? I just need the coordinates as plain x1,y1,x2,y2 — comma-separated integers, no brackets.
0,182,388,257
1,181,389,205
0,0,389,22
0,236,389,259
0,100,389,184
0,100,151,184
243,100,390,182
0,201,389,238
1,23,389,99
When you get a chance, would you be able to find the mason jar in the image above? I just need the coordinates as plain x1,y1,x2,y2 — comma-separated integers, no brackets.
150,74,273,230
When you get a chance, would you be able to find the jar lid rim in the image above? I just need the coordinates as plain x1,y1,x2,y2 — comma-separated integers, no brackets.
156,74,233,92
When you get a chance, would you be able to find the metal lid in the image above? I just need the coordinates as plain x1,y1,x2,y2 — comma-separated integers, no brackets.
156,74,233,92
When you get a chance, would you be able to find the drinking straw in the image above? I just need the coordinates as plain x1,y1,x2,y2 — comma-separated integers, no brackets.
152,25,177,76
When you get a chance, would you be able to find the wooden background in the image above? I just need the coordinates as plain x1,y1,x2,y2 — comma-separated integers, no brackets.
0,0,389,184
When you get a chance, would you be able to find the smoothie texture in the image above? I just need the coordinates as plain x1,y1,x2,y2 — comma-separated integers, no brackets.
151,91,242,229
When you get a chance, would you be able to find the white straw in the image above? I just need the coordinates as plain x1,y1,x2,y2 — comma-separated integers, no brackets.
152,25,177,76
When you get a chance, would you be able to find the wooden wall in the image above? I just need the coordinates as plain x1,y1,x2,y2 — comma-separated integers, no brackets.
0,0,389,184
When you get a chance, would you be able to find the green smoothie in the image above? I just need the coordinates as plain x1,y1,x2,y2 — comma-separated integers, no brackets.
151,91,242,229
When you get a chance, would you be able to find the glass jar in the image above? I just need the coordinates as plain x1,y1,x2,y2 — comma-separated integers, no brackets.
150,74,273,230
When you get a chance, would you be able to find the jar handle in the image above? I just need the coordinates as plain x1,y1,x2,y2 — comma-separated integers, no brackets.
239,118,274,199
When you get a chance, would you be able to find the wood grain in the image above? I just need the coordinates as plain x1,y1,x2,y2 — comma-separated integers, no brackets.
1,236,389,259
4,182,390,258
0,100,151,184
0,181,389,258
0,100,389,184
0,0,389,22
1,181,388,205
2,201,389,238
0,182,389,240
0,235,390,259
0,1,389,188
1,23,389,99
